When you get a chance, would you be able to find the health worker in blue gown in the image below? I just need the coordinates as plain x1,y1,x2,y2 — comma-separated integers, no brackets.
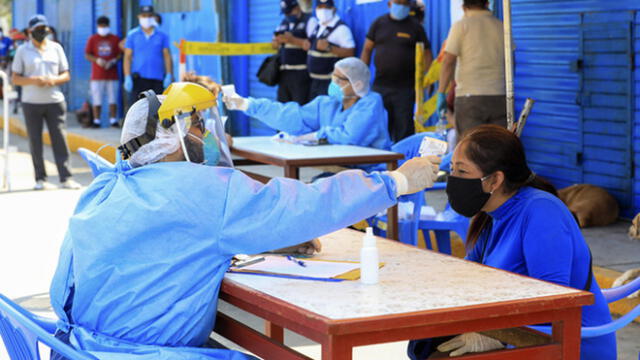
49,82,439,360
223,57,392,157
407,125,616,360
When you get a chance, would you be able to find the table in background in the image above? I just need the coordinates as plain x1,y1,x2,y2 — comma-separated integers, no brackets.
231,136,404,240
216,229,592,360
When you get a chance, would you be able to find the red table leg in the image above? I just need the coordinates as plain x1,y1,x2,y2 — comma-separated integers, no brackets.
322,335,352,360
265,321,284,343
552,307,582,360
284,166,300,179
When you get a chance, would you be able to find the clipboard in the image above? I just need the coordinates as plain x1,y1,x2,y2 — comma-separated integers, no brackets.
228,255,384,282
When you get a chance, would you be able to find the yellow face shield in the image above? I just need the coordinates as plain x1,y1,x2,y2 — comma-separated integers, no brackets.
158,82,217,126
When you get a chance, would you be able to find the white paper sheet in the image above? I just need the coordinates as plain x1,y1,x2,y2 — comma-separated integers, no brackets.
235,255,359,279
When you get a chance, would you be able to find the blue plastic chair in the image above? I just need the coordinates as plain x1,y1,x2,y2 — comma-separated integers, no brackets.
77,147,114,178
0,293,96,360
529,274,640,338
370,133,469,250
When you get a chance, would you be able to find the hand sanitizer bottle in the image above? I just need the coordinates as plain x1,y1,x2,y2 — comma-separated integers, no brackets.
360,227,379,284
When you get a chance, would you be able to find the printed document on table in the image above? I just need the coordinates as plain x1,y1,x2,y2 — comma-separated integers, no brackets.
233,255,360,279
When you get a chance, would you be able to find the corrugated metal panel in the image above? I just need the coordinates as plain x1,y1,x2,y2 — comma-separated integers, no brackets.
247,0,281,135
160,1,221,83
634,12,640,215
53,0,93,111
12,1,38,30
512,1,639,217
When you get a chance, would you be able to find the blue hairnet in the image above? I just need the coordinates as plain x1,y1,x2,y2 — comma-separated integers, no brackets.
334,57,370,97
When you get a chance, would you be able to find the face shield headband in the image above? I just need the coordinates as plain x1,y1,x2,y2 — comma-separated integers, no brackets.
118,90,161,160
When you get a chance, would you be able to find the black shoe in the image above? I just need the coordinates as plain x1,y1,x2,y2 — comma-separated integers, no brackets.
111,121,120,128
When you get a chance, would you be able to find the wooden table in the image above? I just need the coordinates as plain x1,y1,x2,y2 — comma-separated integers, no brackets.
231,136,404,240
215,229,592,360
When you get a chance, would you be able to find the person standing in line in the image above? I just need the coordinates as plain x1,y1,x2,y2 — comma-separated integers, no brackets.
272,0,315,105
436,0,506,137
84,16,122,128
305,0,355,99
361,0,433,143
11,14,80,190
123,5,172,100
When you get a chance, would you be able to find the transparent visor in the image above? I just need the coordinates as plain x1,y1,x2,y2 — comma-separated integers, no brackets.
173,110,213,163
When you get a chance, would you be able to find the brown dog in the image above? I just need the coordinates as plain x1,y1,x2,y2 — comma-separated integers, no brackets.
558,184,619,228
612,268,640,299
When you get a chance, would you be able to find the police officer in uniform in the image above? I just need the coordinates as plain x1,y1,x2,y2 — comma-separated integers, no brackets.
272,0,315,105
304,0,355,99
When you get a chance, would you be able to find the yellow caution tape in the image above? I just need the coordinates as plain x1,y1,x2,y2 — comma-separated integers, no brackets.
182,41,277,56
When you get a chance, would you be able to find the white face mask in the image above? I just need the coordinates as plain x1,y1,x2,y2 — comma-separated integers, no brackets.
139,17,154,29
97,27,110,36
316,8,334,24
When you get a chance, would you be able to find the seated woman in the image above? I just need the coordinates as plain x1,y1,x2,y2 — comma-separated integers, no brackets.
223,57,392,171
408,125,616,359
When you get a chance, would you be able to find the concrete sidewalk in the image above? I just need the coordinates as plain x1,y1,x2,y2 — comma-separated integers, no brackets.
1,108,639,358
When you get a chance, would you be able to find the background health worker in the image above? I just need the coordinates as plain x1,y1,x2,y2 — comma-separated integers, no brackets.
223,57,391,159
408,125,616,359
50,82,439,360
123,5,173,100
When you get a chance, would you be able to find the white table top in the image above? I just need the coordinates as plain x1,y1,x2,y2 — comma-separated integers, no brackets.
225,229,582,320
232,136,401,161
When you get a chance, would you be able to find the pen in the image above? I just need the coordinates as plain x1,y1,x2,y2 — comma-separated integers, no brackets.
228,270,343,282
286,255,306,267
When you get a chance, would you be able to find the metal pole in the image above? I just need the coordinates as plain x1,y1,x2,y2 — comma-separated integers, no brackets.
1,70,10,191
502,0,515,131
515,98,535,137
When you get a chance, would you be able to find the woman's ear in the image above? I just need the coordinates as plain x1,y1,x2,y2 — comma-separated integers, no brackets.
491,171,506,194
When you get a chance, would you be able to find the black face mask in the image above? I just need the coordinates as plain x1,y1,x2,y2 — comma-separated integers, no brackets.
31,27,48,43
446,175,492,217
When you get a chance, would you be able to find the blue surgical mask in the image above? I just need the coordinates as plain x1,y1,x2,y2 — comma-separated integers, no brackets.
202,130,221,167
328,81,346,101
390,3,410,20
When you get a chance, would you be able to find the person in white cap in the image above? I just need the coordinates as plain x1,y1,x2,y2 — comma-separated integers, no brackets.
11,14,80,190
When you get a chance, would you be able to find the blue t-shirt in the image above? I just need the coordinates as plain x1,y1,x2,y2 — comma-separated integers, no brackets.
125,28,169,80
0,36,13,56
467,187,616,360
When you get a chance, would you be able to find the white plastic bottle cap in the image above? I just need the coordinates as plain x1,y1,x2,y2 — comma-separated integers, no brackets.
363,227,376,247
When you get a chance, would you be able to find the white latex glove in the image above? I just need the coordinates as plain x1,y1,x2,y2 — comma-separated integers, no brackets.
95,58,106,68
292,132,318,145
269,239,322,255
271,131,295,144
389,156,440,197
223,95,249,111
437,332,504,357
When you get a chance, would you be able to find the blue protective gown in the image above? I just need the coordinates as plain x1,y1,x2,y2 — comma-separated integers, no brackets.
467,187,616,360
246,93,392,152
50,160,397,359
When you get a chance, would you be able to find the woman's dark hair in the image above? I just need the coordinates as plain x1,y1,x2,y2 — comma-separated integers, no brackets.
463,0,489,8
460,125,558,251
97,16,110,26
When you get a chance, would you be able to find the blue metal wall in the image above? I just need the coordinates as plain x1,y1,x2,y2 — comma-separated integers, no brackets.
241,0,450,135
159,2,222,84
511,0,639,217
